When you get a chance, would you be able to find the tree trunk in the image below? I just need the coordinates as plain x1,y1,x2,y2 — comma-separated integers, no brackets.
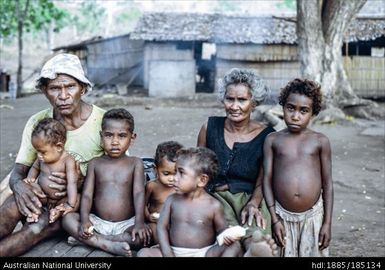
297,0,383,120
16,0,23,98
15,0,30,98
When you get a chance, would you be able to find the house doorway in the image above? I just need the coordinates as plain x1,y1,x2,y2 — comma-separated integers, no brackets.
195,42,216,93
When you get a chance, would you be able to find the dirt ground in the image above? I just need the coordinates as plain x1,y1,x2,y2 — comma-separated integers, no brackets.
0,93,384,257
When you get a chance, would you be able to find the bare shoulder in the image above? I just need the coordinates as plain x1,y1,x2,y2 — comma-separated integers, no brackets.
89,155,104,166
201,120,208,130
308,130,331,145
265,130,280,141
250,119,266,131
63,152,76,164
166,192,178,205
206,193,222,209
125,155,144,165
145,179,158,191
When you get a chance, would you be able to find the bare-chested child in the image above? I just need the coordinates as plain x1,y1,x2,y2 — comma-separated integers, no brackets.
263,78,333,257
145,141,183,244
0,118,79,228
62,108,151,256
137,147,244,257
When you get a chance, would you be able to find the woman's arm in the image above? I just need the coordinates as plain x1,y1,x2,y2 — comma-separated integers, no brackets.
241,165,265,228
197,121,208,147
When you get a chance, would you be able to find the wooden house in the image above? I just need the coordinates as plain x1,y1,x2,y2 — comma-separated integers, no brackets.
131,12,384,98
55,13,384,98
130,13,216,97
53,34,144,92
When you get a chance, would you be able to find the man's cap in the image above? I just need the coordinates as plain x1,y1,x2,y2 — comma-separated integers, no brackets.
38,53,92,92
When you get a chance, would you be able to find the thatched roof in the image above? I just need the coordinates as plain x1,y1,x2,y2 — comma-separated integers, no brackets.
130,13,214,42
131,12,385,44
345,17,385,42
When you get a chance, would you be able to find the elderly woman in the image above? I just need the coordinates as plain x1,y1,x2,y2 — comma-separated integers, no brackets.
197,68,277,256
0,54,105,256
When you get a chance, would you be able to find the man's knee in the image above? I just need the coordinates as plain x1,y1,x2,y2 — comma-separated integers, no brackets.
0,173,12,206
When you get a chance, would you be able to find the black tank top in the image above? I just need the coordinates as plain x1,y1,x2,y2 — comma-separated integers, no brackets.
206,116,275,194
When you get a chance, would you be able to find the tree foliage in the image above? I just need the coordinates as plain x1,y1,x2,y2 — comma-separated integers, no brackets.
0,0,68,38
70,0,106,36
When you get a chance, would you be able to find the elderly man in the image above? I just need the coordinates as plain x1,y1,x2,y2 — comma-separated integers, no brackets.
0,54,105,256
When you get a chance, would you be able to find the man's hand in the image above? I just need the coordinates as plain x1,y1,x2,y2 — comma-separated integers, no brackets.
48,171,67,197
13,180,46,219
49,161,82,196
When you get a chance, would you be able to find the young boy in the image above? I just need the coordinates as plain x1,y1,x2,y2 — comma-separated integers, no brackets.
137,147,243,257
263,78,333,257
0,118,79,228
144,141,183,244
62,108,151,257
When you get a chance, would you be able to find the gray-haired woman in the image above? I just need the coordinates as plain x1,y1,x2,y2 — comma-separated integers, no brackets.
197,68,278,256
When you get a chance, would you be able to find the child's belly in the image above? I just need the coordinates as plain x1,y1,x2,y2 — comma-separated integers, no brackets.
273,172,322,212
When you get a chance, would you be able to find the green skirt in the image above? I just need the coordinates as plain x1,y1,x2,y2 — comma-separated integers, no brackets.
212,191,271,238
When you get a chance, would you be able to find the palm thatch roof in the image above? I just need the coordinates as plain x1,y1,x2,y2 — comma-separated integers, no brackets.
345,17,385,42
131,12,385,44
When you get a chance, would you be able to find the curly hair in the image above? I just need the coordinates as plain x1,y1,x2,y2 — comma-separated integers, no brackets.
217,68,269,105
32,118,66,145
154,141,183,166
279,78,323,115
176,147,219,182
101,108,135,133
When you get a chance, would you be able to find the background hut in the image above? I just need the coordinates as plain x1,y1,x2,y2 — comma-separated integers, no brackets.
55,13,384,98
342,17,385,98
212,15,384,99
130,13,216,97
53,34,144,95
132,12,384,98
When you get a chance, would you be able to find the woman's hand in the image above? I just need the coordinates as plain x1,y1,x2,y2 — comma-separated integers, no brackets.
13,180,46,219
241,202,266,229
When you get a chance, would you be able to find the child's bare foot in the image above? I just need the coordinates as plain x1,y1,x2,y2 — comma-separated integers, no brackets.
105,241,132,257
68,236,132,257
67,236,83,246
244,230,279,257
49,208,62,223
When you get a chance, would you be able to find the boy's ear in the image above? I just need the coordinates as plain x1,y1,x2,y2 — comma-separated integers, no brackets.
198,173,209,187
130,133,137,145
55,142,64,152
